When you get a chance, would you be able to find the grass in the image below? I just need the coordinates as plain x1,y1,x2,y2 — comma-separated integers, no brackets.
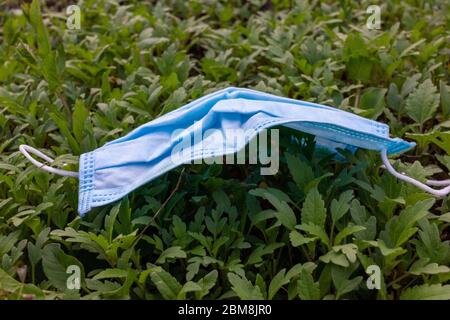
0,0,449,300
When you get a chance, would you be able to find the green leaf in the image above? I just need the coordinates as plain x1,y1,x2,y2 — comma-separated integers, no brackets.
49,112,80,154
0,231,19,257
400,284,450,300
27,227,50,267
331,266,363,299
412,219,450,265
250,190,296,230
436,155,450,172
432,131,450,155
268,269,288,300
178,281,202,299
409,260,450,275
93,268,129,280
387,83,402,113
331,190,353,224
286,263,317,281
195,270,218,299
437,212,450,223
150,268,182,300
335,276,363,299
343,34,373,83
301,187,326,228
249,188,292,204
405,131,436,150
227,273,264,300
346,57,373,83
377,239,407,257
297,223,330,248
246,243,285,265
350,199,376,241
273,201,297,231
405,79,440,126
380,198,435,247
320,251,348,267
336,244,358,263
156,246,187,264
297,269,320,300
285,153,314,191
358,87,387,119
29,0,51,56
105,203,120,243
0,267,43,298
290,230,317,247
42,243,84,292
72,100,89,143
334,225,366,245
440,80,450,118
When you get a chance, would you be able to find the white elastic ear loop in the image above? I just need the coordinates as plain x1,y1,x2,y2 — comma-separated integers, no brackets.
19,145,79,178
380,149,450,197
425,179,450,187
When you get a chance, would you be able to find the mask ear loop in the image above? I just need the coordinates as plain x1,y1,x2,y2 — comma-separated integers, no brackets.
380,149,450,197
425,179,450,187
19,144,79,178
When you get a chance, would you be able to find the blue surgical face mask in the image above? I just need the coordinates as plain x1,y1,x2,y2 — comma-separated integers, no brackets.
20,87,450,216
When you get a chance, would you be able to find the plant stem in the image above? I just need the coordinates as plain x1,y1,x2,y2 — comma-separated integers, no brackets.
132,168,185,247
387,272,410,288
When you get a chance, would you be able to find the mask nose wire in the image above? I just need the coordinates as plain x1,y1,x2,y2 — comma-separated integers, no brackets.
380,149,450,197
19,144,79,178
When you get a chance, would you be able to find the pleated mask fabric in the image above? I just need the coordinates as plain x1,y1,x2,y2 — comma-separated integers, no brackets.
74,87,415,215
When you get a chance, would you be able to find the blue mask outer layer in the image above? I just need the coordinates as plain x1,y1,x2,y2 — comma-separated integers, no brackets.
78,87,415,216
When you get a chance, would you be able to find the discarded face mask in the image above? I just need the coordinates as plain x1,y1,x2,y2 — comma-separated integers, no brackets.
20,87,450,216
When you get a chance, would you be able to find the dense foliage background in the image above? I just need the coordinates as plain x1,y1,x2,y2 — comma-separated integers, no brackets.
0,0,449,300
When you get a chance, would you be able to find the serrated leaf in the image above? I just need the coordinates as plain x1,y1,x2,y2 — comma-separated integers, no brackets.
0,267,43,298
246,243,285,265
432,131,450,155
334,244,358,263
358,87,387,119
251,190,296,230
49,112,80,154
331,265,363,299
156,246,187,264
405,79,440,126
331,190,353,224
268,269,288,299
440,80,450,118
320,251,349,267
178,281,202,299
42,243,84,292
93,268,129,280
285,153,314,191
227,273,264,300
297,268,320,300
409,261,450,275
29,0,51,56
400,284,450,300
72,99,89,143
297,223,330,248
195,270,218,299
301,187,326,228
334,225,366,245
412,219,450,265
289,230,317,247
150,269,182,300
380,198,435,247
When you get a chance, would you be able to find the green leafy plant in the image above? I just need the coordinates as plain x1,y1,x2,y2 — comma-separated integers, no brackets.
0,0,448,300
